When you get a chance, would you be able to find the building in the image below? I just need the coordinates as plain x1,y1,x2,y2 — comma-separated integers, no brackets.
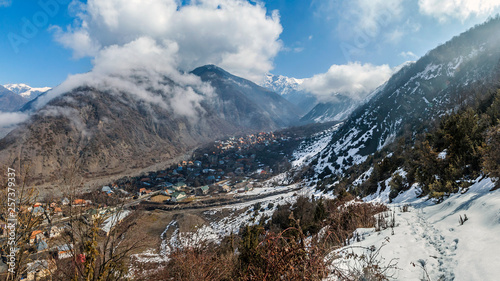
57,244,73,259
29,230,44,245
102,186,113,195
171,191,187,202
61,197,70,205
138,188,152,196
158,182,173,188
49,226,62,238
26,259,56,281
174,182,187,190
162,187,176,196
32,206,45,217
100,211,130,236
72,199,87,207
36,240,48,252
53,207,63,217
200,186,210,195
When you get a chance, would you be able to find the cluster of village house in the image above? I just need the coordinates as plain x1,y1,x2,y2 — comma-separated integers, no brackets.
122,160,260,204
108,150,275,206
0,132,293,279
0,176,256,279
214,132,286,151
93,132,299,205
130,177,255,203
0,196,128,280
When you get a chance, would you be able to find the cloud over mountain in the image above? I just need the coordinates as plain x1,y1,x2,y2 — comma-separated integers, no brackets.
51,0,282,82
0,111,29,129
35,37,214,121
419,0,500,21
300,62,393,102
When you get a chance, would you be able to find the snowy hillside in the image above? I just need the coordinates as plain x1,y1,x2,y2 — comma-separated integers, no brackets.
300,98,361,124
130,184,304,269
334,177,500,280
292,123,342,167
4,83,51,100
312,18,500,182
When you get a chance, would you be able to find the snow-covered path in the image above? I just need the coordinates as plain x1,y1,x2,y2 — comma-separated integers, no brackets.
402,207,459,280
337,178,500,280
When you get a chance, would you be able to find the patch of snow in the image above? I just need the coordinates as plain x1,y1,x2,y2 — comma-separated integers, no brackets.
336,177,500,280
352,167,374,187
363,178,392,203
292,124,339,167
392,183,424,204
438,149,447,160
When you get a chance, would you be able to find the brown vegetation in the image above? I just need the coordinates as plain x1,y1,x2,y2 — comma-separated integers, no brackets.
132,195,391,281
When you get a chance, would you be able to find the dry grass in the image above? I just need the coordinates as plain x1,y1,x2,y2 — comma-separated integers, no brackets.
150,195,171,203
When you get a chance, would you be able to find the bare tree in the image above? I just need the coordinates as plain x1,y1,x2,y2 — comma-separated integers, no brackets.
1,166,45,281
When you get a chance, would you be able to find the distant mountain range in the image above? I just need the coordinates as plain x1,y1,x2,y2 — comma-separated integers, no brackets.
192,65,300,129
261,74,317,116
0,85,27,112
261,74,363,123
4,83,51,100
0,65,300,189
0,84,51,112
311,17,500,182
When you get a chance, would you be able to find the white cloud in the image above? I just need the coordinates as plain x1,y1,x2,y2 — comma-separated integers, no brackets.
300,62,394,101
35,37,215,122
51,27,101,58
419,0,500,21
52,0,282,82
400,51,419,60
0,111,29,128
0,0,11,7
332,0,407,61
384,28,404,44
337,0,404,41
39,0,283,124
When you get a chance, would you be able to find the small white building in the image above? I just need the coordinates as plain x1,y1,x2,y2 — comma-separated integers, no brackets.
57,244,73,260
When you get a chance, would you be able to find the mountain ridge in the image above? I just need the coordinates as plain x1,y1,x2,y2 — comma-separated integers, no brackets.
4,83,51,100
310,17,500,184
0,65,299,192
0,85,26,112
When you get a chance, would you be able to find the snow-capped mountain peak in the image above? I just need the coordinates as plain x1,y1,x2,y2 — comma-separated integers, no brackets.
3,83,51,100
261,74,317,116
262,74,304,96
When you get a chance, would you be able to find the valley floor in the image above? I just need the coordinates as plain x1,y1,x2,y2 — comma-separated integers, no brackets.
335,178,500,280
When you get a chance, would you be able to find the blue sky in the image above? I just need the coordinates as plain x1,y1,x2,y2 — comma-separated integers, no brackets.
0,0,499,87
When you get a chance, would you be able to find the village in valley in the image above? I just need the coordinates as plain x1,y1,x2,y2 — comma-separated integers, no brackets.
0,130,311,280
107,131,306,205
